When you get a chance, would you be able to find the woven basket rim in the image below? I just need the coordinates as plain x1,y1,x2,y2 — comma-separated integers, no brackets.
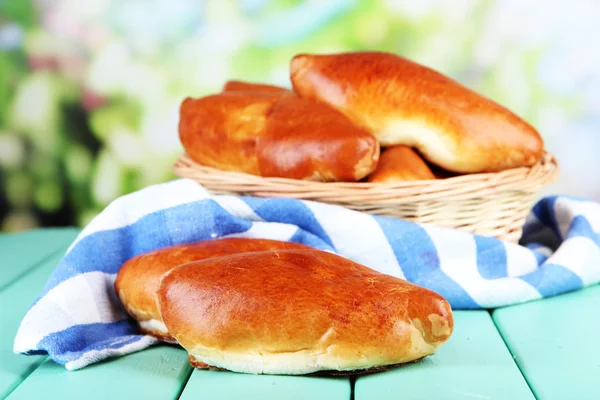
173,151,559,192
173,151,559,243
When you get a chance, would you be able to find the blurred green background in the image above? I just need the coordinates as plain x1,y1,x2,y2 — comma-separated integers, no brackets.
1,0,599,231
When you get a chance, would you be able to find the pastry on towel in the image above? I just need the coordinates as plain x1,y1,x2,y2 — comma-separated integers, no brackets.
222,80,291,93
158,249,454,375
178,91,379,181
290,51,544,174
368,145,436,183
114,238,312,342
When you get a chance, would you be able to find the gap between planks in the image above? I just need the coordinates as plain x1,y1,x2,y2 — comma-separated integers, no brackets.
486,309,539,400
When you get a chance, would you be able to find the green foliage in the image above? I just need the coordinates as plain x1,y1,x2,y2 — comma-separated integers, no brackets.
34,179,63,212
0,0,585,230
5,170,34,208
65,144,93,184
0,0,37,27
0,52,28,126
89,100,142,142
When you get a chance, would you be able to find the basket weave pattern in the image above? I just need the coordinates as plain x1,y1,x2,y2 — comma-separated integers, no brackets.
174,151,559,243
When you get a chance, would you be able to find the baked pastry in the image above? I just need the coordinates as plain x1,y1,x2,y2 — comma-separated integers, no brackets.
290,51,544,173
179,91,379,181
114,238,312,342
368,145,436,183
222,80,291,93
158,249,454,375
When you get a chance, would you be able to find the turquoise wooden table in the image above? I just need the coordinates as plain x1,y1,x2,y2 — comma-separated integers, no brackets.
1,228,599,400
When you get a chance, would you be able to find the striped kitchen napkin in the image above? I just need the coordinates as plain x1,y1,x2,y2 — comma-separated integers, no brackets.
13,179,600,370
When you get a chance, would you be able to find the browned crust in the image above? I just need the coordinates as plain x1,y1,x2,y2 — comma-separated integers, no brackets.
188,354,227,371
367,145,436,183
222,80,291,94
178,91,379,181
115,238,315,339
159,249,453,375
290,51,544,173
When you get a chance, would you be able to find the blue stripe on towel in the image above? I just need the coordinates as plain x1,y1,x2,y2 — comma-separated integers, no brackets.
520,264,583,297
567,215,600,243
531,196,561,239
375,216,479,309
475,235,508,279
12,179,600,371
241,197,335,248
40,200,253,294
36,320,139,357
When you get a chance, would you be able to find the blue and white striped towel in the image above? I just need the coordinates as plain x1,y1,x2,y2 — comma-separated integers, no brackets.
14,179,600,370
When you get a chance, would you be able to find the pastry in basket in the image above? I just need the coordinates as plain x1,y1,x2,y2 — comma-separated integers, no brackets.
114,238,312,342
367,145,436,183
178,91,380,181
222,80,291,93
290,51,544,174
158,249,454,375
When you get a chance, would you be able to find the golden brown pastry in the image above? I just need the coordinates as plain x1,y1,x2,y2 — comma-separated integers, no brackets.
158,249,454,375
368,145,436,183
114,238,312,342
222,80,291,93
290,51,544,174
178,91,379,181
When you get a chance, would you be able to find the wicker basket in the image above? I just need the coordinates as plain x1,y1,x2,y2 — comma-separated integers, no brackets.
173,151,559,243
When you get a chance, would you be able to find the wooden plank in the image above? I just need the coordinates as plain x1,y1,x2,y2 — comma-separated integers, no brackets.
355,311,535,400
0,253,63,399
493,284,600,400
179,369,351,400
0,229,192,400
0,230,79,399
7,346,191,400
0,228,79,292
